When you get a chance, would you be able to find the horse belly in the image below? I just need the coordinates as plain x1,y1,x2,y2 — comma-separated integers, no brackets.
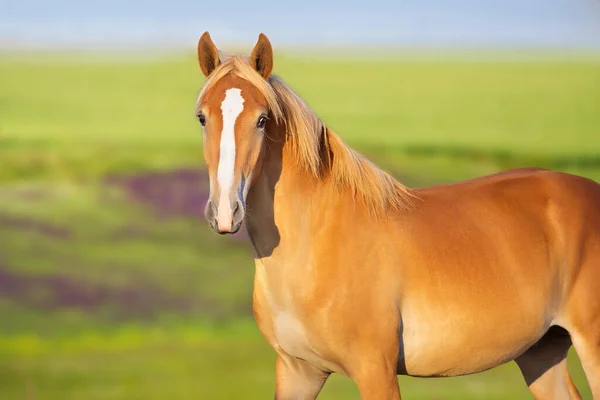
399,305,549,377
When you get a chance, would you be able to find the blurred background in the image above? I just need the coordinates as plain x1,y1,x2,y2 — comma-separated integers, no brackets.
1,0,599,398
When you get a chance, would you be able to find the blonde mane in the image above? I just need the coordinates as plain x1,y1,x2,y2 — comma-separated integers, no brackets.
197,55,415,214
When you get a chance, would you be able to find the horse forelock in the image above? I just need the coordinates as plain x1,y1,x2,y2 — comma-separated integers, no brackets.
196,56,282,122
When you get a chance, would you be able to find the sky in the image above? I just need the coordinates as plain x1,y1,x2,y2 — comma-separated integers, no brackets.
2,0,600,50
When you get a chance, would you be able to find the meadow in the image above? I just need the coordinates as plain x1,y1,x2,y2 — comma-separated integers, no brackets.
1,49,599,399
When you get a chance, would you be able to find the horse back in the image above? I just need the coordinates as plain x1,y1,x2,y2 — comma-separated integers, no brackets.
407,167,600,295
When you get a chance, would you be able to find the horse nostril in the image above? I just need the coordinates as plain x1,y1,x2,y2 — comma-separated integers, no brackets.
204,200,216,222
230,200,245,233
232,200,244,224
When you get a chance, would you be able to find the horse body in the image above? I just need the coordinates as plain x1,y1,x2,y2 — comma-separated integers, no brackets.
250,140,599,379
194,32,600,399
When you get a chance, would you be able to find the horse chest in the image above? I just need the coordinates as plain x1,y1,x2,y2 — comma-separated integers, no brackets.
254,264,338,369
256,292,331,367
272,311,316,360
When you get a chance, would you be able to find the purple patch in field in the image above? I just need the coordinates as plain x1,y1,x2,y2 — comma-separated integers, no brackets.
105,168,249,241
105,167,209,219
0,212,72,239
0,266,228,319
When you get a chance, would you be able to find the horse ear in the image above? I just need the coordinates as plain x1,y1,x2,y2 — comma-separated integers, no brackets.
197,31,221,77
250,33,274,79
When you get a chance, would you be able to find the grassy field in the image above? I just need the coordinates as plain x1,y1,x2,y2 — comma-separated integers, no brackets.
1,49,599,398
1,51,600,182
0,326,590,400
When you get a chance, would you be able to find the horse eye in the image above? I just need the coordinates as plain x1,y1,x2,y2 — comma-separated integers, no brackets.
198,114,206,126
257,115,267,129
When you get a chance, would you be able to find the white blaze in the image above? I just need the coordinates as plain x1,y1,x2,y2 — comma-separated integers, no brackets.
216,88,244,228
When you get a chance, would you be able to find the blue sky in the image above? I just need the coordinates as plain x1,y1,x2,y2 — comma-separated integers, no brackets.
2,0,600,49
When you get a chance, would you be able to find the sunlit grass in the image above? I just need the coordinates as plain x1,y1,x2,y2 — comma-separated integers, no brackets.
1,324,591,399
1,52,599,181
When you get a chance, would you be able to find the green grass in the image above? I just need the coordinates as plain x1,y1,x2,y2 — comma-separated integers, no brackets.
1,50,599,398
0,324,592,400
1,52,599,182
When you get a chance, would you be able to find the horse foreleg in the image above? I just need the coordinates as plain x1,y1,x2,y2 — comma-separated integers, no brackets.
274,353,329,400
352,361,401,400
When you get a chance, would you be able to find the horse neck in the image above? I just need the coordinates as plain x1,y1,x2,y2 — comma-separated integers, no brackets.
245,129,326,261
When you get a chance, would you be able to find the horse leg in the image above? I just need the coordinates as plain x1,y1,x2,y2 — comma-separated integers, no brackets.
352,361,401,400
563,257,600,399
515,326,581,400
274,353,329,400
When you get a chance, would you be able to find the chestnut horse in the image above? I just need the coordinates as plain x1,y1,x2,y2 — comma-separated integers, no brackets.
194,32,600,399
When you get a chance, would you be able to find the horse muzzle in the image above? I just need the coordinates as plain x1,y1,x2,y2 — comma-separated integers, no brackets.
205,197,244,234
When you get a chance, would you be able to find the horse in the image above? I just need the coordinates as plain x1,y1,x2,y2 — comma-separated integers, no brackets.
193,31,600,399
